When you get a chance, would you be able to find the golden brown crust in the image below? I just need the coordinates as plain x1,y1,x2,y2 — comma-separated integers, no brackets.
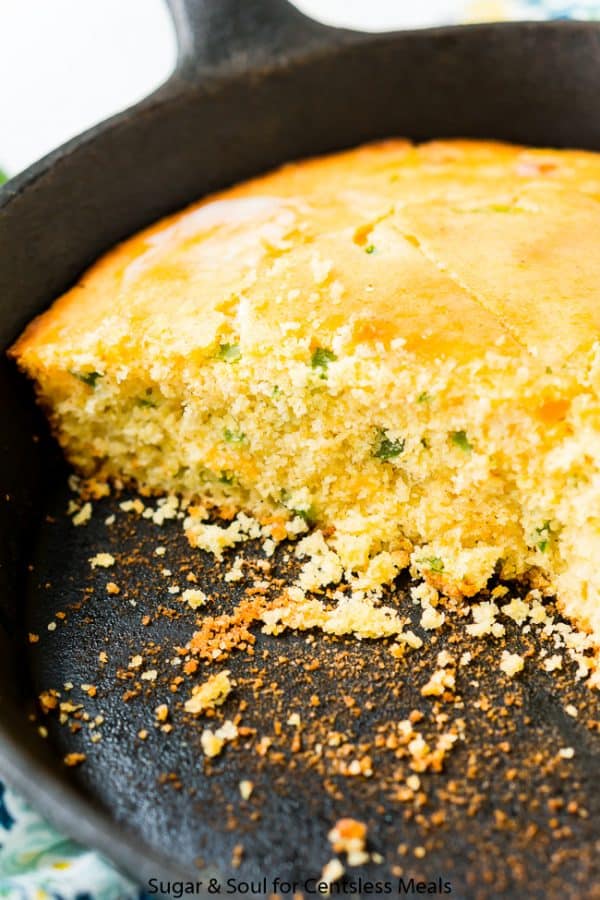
12,138,600,371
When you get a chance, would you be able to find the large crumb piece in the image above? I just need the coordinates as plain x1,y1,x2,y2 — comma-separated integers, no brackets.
261,590,423,645
421,667,456,698
239,779,254,800
200,729,225,759
71,501,92,526
320,858,345,889
182,588,207,610
466,602,504,638
184,670,233,715
38,689,59,713
328,818,369,866
64,752,86,767
200,720,239,758
499,650,525,677
89,552,115,569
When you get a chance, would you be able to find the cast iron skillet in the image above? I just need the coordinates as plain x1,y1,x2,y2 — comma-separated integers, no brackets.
1,2,600,896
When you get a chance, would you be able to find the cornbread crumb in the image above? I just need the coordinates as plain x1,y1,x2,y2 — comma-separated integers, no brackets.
295,532,343,593
120,498,144,515
72,501,92,526
231,843,244,869
467,602,504,638
141,669,158,682
147,495,179,526
421,667,456,697
320,858,345,889
502,597,530,624
262,538,276,558
89,552,115,569
185,670,233,715
558,747,575,759
39,690,59,713
155,704,169,723
437,650,454,668
420,606,445,630
64,752,86,767
184,512,266,560
261,590,423,645
182,588,206,610
499,651,525,677
224,558,245,583
200,729,224,758
328,818,368,866
239,779,254,800
200,719,238,758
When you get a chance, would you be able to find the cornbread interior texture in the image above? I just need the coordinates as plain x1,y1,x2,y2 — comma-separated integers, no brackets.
11,139,600,650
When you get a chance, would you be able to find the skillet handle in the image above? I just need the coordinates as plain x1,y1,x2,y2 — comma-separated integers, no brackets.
165,0,347,77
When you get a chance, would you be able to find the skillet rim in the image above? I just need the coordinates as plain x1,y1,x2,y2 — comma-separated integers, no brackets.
3,18,600,213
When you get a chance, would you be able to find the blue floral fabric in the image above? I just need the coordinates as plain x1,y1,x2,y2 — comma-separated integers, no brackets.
512,0,599,15
0,784,140,898
1,1,597,896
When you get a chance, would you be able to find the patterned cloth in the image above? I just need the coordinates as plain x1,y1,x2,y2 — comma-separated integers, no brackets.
0,785,139,898
465,0,599,17
0,1,598,897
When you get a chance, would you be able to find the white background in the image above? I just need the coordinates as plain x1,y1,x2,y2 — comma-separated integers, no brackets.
0,0,479,176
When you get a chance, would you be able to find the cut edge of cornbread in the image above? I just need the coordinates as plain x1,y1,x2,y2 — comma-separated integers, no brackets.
11,138,600,674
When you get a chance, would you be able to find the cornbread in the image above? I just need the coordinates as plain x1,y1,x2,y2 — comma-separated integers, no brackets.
184,670,233,715
11,138,600,656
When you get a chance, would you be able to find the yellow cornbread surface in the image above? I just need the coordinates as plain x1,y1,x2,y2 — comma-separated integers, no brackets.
11,139,600,650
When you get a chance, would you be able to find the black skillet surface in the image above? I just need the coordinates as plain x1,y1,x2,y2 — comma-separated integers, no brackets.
23,469,600,898
2,1,600,895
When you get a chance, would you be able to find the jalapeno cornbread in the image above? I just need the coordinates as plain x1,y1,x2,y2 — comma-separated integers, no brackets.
11,139,600,652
